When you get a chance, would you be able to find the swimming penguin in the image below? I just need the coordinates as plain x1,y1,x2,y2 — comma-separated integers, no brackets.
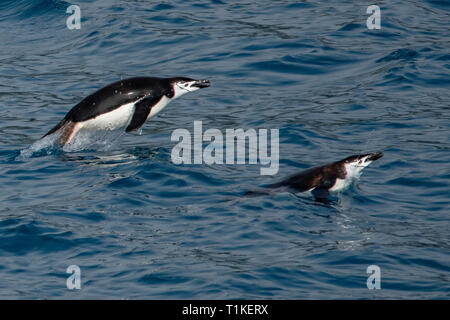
42,77,210,145
247,152,383,200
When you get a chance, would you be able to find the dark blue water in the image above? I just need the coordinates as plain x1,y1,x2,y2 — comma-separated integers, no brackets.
0,0,449,299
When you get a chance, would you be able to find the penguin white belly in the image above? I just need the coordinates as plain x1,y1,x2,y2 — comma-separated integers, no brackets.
79,102,136,131
329,178,350,192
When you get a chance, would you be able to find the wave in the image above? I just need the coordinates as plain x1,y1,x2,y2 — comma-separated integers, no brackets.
0,0,70,21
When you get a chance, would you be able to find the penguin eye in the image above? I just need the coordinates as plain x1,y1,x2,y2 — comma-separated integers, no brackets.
184,83,189,87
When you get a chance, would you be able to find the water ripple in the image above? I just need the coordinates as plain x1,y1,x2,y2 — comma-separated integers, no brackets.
0,0,449,299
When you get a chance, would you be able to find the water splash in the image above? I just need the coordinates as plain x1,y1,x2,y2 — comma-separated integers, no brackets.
19,128,126,159
62,129,125,152
18,133,59,159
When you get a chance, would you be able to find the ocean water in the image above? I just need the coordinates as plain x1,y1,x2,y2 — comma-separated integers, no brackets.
0,0,449,299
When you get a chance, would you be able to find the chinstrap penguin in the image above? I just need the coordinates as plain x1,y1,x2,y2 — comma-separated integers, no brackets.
42,77,210,145
247,152,383,200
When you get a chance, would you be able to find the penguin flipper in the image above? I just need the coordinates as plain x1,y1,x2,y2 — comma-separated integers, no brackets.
125,96,162,132
310,173,337,200
312,187,330,200
43,118,68,138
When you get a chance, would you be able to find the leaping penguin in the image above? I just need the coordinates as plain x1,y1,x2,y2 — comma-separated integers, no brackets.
247,152,383,200
42,77,210,145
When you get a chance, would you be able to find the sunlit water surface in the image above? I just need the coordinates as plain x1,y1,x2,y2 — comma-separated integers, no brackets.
0,0,449,299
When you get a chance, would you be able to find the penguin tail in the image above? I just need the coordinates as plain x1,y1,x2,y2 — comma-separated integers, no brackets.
43,118,67,138
42,120,78,145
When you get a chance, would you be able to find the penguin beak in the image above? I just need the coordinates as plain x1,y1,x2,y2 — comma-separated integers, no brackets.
367,152,383,162
192,79,210,88
173,79,210,97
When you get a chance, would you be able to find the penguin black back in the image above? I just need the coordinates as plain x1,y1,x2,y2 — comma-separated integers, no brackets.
44,77,173,137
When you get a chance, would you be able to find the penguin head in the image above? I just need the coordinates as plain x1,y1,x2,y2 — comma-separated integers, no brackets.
340,152,383,178
169,77,210,99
